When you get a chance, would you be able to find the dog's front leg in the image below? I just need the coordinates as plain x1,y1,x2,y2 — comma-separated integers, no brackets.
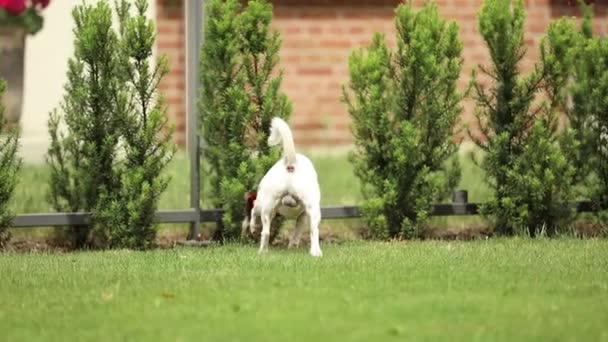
258,209,273,254
308,206,323,257
249,208,261,236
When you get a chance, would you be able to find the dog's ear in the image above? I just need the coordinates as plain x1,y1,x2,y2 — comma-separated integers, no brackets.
245,191,257,202
244,191,257,215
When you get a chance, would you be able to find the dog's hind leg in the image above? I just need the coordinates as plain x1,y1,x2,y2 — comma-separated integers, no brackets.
288,213,307,249
308,206,322,257
258,210,273,254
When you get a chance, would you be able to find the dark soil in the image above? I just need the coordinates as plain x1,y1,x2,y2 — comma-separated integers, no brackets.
3,223,604,253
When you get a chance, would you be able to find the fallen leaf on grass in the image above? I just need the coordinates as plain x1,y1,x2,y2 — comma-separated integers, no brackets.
101,292,113,302
162,292,175,300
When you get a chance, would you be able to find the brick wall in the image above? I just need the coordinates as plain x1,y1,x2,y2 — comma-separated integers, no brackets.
156,0,186,146
155,0,608,147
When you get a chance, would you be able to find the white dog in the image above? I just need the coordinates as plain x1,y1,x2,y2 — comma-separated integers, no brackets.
245,117,323,257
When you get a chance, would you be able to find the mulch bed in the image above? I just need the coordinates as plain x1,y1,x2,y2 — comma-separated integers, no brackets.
3,223,604,253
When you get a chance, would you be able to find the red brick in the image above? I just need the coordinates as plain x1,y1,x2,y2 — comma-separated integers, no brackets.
452,0,471,7
168,67,184,75
283,39,316,49
158,39,184,50
157,21,182,35
349,26,365,34
299,8,338,19
550,4,580,17
593,22,606,35
297,67,333,76
309,26,323,35
158,9,182,20
284,54,302,63
166,96,182,106
329,26,346,35
302,54,322,63
292,121,326,130
285,26,302,34
527,20,548,34
318,95,339,104
340,8,394,20
320,39,352,49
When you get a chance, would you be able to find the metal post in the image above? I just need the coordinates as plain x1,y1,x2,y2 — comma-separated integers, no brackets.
185,0,205,240
452,190,468,204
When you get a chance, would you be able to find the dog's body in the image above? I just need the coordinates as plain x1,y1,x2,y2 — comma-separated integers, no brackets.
246,117,323,257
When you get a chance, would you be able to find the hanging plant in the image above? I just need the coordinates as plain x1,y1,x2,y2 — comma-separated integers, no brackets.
0,0,50,35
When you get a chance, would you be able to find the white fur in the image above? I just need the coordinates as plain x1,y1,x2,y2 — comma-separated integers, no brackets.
249,117,323,257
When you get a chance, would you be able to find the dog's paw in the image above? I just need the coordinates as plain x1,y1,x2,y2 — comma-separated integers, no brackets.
309,248,323,258
258,247,269,255
288,237,301,249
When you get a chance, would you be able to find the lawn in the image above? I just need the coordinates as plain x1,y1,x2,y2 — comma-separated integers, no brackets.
1,239,607,341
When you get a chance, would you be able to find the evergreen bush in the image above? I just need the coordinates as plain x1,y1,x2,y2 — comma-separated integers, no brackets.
0,76,21,248
565,5,608,232
471,0,576,236
199,0,291,241
95,0,175,249
343,2,463,239
47,0,173,249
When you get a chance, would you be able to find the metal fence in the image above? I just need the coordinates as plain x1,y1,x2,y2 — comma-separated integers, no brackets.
10,189,597,232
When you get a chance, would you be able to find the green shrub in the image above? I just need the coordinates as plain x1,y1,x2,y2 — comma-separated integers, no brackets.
47,0,173,249
47,1,124,248
470,0,576,236
94,0,175,249
199,0,291,241
343,2,463,239
0,77,21,248
566,5,608,232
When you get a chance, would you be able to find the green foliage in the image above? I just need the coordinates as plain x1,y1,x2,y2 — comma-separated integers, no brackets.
199,0,291,241
343,2,463,239
94,0,175,249
484,121,577,236
0,77,21,247
565,5,608,231
47,0,124,248
47,0,174,249
535,2,608,234
471,0,576,236
539,8,592,183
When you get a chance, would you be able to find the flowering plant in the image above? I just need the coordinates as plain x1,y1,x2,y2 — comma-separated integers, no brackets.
0,0,50,35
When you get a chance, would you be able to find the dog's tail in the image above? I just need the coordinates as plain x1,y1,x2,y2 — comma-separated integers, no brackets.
268,117,296,165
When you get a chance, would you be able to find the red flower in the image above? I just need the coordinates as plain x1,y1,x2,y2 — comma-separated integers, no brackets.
32,0,49,8
0,0,27,15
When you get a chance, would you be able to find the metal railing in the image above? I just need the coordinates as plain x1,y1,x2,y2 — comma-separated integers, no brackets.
10,189,597,230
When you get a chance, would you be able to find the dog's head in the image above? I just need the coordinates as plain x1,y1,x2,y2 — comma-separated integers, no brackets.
245,191,257,216
241,190,285,243
241,191,259,238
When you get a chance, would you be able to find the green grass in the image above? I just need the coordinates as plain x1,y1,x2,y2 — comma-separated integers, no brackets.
1,239,607,341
